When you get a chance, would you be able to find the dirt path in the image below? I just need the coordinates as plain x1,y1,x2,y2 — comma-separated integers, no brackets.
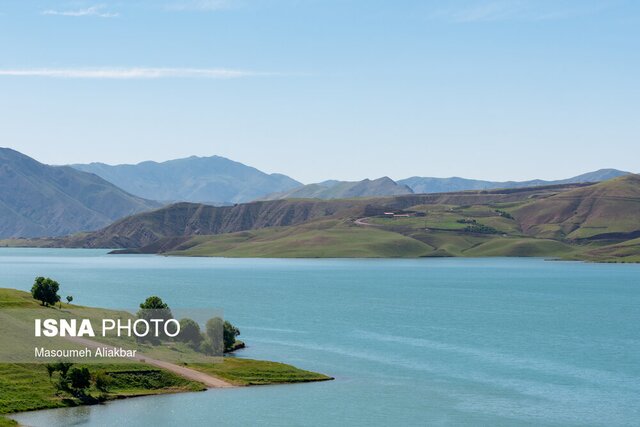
354,217,381,227
67,336,234,388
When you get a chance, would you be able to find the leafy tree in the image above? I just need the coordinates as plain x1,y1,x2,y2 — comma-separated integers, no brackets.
45,364,55,381
31,276,60,307
205,317,240,352
68,367,91,395
223,321,241,351
177,318,203,346
66,295,73,305
205,317,224,354
137,296,173,343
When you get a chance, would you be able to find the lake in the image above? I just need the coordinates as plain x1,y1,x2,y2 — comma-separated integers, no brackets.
3,249,639,426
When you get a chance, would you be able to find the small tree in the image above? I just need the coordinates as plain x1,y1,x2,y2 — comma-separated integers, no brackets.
178,318,203,347
223,321,241,351
31,276,60,307
137,296,173,343
68,367,91,396
205,317,240,352
45,364,56,381
66,295,73,305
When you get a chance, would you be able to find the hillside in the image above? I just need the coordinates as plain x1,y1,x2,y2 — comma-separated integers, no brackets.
0,148,159,238
154,176,640,261
37,183,583,249
512,174,640,240
398,169,630,194
72,155,302,204
260,177,413,200
8,178,639,262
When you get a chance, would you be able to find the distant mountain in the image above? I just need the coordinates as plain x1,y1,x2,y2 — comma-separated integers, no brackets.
72,155,302,204
0,148,159,238
261,177,413,200
398,169,630,194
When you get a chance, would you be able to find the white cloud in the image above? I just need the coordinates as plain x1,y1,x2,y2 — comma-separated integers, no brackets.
42,5,119,18
0,67,263,79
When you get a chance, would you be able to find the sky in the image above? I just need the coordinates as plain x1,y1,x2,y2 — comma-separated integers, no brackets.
0,0,638,184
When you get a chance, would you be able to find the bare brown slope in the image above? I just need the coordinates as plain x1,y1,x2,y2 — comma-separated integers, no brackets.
513,174,640,240
57,183,589,249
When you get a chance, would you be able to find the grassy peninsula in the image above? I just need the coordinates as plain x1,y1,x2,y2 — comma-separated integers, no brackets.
0,288,331,424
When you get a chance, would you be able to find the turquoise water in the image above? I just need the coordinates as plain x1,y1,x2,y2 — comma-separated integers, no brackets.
3,249,639,426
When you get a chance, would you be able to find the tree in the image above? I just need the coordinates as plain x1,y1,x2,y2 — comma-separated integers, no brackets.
66,295,73,305
138,296,172,320
46,364,56,381
177,318,203,346
68,367,91,396
205,317,240,352
137,296,173,343
31,276,60,307
223,321,241,351
205,317,224,355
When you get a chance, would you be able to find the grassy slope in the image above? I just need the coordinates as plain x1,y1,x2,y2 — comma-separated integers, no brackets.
192,358,332,386
169,220,433,258
513,175,640,240
0,363,204,415
0,289,331,420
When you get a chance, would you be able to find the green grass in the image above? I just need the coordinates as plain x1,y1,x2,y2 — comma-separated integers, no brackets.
169,220,432,258
0,417,17,426
0,363,204,416
462,237,576,257
191,358,332,386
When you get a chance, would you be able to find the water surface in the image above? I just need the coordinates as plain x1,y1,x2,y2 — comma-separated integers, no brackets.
3,249,639,426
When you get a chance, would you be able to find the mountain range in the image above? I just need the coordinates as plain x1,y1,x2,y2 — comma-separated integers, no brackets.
0,147,635,243
0,148,158,238
260,176,413,200
72,156,301,205
397,169,628,194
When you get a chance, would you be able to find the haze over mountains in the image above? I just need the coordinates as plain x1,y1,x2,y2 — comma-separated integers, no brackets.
0,148,158,238
72,156,301,205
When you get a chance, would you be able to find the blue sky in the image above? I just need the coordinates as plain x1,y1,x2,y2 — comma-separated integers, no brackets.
0,0,638,183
